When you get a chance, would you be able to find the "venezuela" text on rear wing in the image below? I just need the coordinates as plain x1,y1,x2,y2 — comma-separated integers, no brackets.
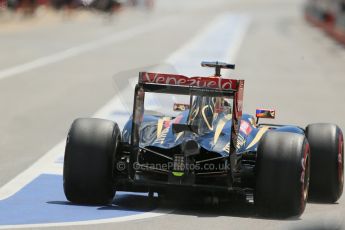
139,72,239,93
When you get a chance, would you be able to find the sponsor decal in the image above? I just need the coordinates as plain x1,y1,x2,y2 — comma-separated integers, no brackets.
236,134,246,150
240,120,252,135
141,72,238,90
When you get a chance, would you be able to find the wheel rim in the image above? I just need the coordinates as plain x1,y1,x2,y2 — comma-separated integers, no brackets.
301,143,310,211
303,154,310,200
338,133,344,191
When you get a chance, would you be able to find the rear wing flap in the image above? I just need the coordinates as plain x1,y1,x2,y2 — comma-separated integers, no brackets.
138,72,241,96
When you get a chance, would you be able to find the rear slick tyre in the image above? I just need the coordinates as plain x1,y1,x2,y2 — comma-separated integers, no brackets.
255,131,310,217
306,123,344,202
63,118,121,205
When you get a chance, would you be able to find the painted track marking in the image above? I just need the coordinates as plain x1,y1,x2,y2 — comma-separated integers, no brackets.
0,17,175,81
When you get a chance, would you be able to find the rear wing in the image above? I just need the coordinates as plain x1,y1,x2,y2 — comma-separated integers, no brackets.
138,71,244,119
138,72,239,96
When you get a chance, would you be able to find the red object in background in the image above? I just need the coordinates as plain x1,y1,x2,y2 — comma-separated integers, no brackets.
305,9,345,45
145,0,154,9
0,0,3,8
36,0,49,5
331,27,345,44
0,0,7,9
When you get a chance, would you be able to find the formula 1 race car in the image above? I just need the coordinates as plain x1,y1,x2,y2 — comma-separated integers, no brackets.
63,62,344,217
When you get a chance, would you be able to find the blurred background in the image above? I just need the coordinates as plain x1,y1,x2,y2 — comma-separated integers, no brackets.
0,0,345,229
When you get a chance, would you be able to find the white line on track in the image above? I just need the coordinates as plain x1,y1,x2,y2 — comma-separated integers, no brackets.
0,17,175,80
0,210,172,229
0,13,251,229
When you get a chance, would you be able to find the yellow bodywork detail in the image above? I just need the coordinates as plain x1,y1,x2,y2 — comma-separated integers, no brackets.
157,117,170,139
201,105,214,131
175,131,184,142
214,114,232,144
246,126,270,150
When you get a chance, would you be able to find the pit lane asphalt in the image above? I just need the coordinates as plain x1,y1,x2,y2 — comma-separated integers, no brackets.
1,0,345,229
